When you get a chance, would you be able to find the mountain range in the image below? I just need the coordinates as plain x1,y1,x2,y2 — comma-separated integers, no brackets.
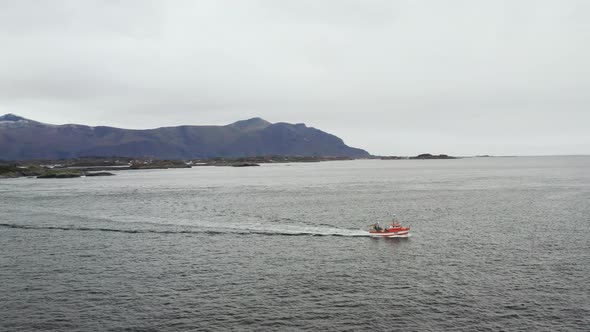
0,114,369,160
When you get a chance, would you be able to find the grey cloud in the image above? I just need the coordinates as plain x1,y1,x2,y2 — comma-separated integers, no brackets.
0,0,588,155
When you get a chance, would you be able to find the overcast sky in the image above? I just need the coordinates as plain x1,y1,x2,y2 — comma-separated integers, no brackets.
1,0,589,156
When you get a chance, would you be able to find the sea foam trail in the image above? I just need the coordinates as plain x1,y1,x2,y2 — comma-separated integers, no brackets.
0,223,372,237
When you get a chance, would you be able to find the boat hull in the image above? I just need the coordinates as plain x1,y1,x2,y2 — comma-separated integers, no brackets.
369,228,410,238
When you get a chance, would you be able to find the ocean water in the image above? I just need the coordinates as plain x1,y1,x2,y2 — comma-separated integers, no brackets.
1,157,589,331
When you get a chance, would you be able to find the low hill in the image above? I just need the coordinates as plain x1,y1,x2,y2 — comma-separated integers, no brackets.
0,114,369,160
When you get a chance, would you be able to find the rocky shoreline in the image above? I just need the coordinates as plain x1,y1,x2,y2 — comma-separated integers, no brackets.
0,165,117,179
0,154,462,179
0,156,353,179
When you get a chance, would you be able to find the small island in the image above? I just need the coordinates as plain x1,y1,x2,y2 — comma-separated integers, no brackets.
409,153,458,160
377,153,459,160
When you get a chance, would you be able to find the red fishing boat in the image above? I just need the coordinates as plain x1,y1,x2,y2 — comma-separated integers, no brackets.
369,217,410,238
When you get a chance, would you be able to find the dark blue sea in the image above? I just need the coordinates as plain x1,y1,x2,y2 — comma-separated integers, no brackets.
1,157,589,331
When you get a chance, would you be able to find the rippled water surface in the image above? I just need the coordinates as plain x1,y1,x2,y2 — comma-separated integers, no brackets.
1,157,589,331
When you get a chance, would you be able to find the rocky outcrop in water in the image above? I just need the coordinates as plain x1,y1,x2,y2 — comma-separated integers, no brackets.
409,153,458,159
231,163,260,167
85,172,115,177
37,172,82,179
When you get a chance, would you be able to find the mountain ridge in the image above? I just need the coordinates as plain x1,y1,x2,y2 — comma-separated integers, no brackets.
0,114,370,160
